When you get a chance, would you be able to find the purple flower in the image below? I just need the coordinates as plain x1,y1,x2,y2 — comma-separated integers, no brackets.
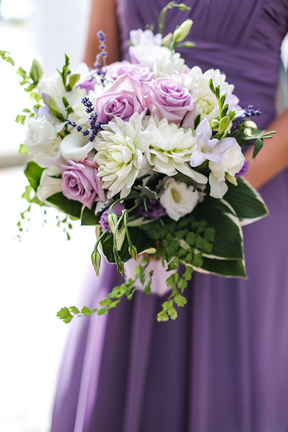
60,160,105,209
236,160,249,177
100,202,125,232
138,200,167,219
147,78,196,127
95,74,147,123
104,61,155,83
78,77,96,94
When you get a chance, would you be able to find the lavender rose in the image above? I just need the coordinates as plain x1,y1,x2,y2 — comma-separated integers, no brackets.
100,202,125,232
147,78,196,127
60,160,105,209
104,61,155,83
95,74,147,123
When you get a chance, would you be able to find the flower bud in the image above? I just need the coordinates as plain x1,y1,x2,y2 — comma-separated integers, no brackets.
91,249,101,276
129,245,138,261
210,119,219,129
116,226,126,251
107,212,118,234
172,19,193,44
225,173,238,186
218,116,230,134
244,120,257,130
162,32,172,47
244,127,252,138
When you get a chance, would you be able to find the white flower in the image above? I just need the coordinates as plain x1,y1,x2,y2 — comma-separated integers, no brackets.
181,66,236,122
38,72,65,101
24,116,61,167
94,113,151,198
160,178,200,221
60,131,94,162
130,29,162,46
190,119,236,166
144,116,207,184
209,142,245,198
129,45,186,77
37,165,62,203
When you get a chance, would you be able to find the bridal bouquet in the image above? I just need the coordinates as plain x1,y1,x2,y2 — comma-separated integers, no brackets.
3,3,271,322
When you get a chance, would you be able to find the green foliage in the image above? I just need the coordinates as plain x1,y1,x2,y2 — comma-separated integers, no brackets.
47,192,82,219
18,144,29,154
158,2,191,36
0,50,15,65
24,161,45,191
57,54,77,92
81,204,100,225
29,59,43,85
15,115,26,125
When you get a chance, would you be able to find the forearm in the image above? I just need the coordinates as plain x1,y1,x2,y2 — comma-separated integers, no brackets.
83,0,121,67
245,108,288,189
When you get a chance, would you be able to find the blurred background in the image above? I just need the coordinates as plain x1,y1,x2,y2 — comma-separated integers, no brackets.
0,1,287,431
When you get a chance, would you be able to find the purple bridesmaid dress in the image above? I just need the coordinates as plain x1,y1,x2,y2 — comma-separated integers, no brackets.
51,1,288,431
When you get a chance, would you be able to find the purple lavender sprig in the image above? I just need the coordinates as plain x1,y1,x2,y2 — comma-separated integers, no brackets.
67,96,105,142
94,31,107,86
232,105,262,130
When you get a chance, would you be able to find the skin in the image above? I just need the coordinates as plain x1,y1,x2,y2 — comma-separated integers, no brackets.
84,0,288,190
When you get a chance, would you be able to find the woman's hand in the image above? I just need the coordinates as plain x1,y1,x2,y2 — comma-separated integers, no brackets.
83,0,121,67
245,108,288,189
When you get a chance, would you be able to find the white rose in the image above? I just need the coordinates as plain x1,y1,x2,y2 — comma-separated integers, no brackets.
129,45,186,77
160,178,200,221
24,116,61,167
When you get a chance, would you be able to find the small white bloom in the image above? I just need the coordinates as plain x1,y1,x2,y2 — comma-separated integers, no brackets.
181,67,236,122
37,165,62,203
160,178,200,221
209,142,245,198
144,116,207,184
24,116,61,167
60,131,94,162
94,113,151,198
130,29,162,46
129,44,186,77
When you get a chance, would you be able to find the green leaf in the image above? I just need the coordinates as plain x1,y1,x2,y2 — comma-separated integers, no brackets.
57,307,73,323
18,144,29,154
167,306,178,319
224,178,268,225
253,138,264,158
81,306,92,316
0,50,15,65
198,257,247,278
24,161,45,191
166,272,179,287
157,310,169,322
42,94,66,122
70,306,80,314
30,92,42,102
81,204,100,225
69,73,80,89
174,293,187,307
29,59,43,85
193,196,243,260
47,192,82,219
15,115,26,125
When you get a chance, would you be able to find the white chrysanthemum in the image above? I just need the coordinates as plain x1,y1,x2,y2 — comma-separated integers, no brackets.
130,29,162,46
129,44,186,77
94,113,151,198
181,66,236,122
24,116,62,167
160,178,200,221
209,142,245,198
143,116,207,184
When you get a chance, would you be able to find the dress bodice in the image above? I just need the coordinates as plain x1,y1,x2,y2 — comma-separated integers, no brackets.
116,0,288,128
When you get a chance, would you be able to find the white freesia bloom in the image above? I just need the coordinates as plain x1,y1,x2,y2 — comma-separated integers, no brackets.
24,116,61,167
160,178,200,221
130,29,162,46
129,45,186,77
94,113,151,198
190,119,236,166
60,131,94,162
37,165,62,203
209,142,245,198
144,116,207,184
181,67,236,121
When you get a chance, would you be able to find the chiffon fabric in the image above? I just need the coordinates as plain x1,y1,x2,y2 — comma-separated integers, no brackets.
51,1,288,431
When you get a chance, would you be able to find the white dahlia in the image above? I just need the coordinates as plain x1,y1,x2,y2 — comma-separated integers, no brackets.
143,116,207,184
94,113,151,198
